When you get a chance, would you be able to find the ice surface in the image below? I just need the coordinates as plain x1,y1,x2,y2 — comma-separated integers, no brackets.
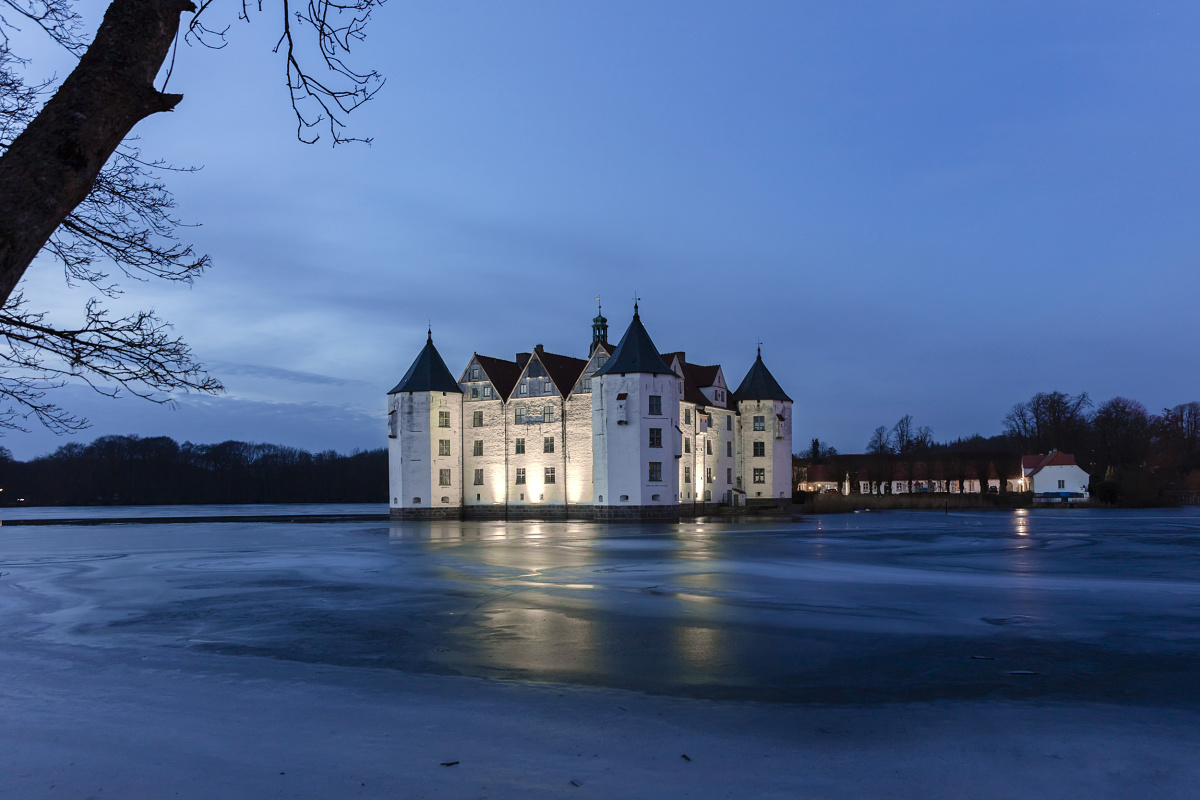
2,508,1199,797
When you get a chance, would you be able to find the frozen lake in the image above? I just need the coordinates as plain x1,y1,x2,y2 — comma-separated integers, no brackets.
3,507,1200,797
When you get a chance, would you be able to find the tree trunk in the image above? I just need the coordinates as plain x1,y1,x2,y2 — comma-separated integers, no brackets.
0,0,194,304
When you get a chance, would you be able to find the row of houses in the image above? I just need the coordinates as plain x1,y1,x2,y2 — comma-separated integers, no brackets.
798,452,1091,501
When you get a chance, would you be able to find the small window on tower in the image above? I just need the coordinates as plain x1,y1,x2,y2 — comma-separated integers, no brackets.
439,411,451,428
473,440,483,456
726,416,732,431
649,428,662,448
706,440,712,455
439,469,452,486
753,468,765,484
753,416,765,431
684,466,691,483
727,468,732,484
438,439,451,456
753,441,765,457
648,462,663,482
473,469,484,485
648,395,662,415
684,439,691,453
684,409,691,424
727,441,732,457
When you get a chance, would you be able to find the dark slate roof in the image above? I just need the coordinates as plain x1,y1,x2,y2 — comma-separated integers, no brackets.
388,333,462,394
593,308,674,377
688,363,722,388
474,354,522,400
732,349,792,403
536,349,590,398
678,361,716,407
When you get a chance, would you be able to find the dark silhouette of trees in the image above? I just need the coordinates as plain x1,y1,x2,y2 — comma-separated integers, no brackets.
2,434,386,505
0,0,385,432
1003,391,1092,454
1092,397,1150,470
866,425,891,454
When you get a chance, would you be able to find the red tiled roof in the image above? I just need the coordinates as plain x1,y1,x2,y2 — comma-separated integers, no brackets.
473,354,522,400
1022,451,1080,477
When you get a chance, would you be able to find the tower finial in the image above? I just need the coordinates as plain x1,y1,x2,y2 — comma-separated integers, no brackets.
427,322,433,343
757,338,762,359
633,293,640,318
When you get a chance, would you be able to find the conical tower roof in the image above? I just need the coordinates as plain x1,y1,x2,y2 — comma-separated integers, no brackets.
732,348,791,402
388,330,462,394
593,305,674,377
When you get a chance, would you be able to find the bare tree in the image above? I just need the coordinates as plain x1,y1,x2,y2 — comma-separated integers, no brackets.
866,425,892,455
1003,391,1092,454
1092,397,1150,470
891,414,914,454
0,0,385,431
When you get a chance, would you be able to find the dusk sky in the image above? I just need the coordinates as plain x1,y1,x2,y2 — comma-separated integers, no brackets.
8,2,1200,459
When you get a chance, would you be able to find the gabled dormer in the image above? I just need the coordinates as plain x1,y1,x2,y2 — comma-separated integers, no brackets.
571,341,615,394
458,353,521,402
511,344,589,401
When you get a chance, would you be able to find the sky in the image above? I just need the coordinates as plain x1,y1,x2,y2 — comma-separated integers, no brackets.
5,2,1200,459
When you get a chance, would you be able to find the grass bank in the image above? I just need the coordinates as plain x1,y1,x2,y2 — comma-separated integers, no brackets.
801,493,1033,514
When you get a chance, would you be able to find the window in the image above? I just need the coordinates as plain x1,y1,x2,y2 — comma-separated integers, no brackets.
649,428,662,448
753,441,765,457
515,468,526,485
474,469,484,485
519,383,528,396
1058,479,1065,489
544,379,553,393
684,466,691,484
649,395,662,416
753,415,765,431
727,468,732,485
515,408,525,424
483,386,492,399
649,462,663,482
544,436,555,453
473,440,483,456
706,440,712,455
471,387,478,399
439,469,452,486
515,438,525,454
471,367,480,379
753,468,765,484
727,441,732,457
584,378,592,390
545,467,556,484
685,409,691,424
439,411,451,428
545,405,554,422
726,416,732,431
473,410,483,427
438,439,451,456
684,439,691,453
706,467,713,484
597,355,608,366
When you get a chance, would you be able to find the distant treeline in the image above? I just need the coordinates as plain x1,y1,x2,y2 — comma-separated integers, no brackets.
802,392,1200,506
0,435,387,506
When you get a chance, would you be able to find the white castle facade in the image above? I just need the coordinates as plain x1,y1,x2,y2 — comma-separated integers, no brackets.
387,305,793,520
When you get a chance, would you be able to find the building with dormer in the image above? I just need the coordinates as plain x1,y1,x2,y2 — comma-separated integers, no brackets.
387,305,793,520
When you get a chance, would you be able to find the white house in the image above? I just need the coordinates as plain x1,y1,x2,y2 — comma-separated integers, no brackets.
387,305,794,520
1015,452,1090,501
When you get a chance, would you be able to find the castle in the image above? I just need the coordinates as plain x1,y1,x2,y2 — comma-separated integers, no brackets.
387,305,793,520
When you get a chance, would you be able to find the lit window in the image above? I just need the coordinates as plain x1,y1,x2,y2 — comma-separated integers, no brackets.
544,436,554,453
753,416,765,431
649,395,662,415
439,411,451,428
649,462,663,482
473,469,484,485
753,468,765,484
515,438,525,454
473,440,483,456
473,410,483,427
439,469,451,486
438,439,451,456
515,468,526,485
483,386,492,398
519,384,528,396
753,441,765,457
545,467,556,484
649,428,662,448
